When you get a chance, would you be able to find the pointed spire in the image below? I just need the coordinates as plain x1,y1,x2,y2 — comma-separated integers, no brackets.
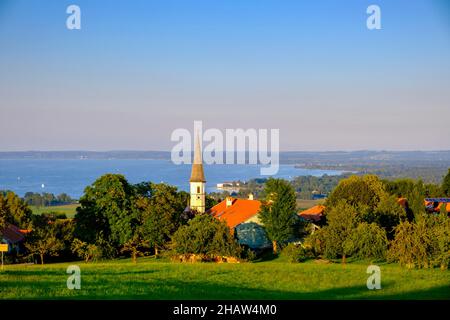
193,132,202,165
190,132,206,182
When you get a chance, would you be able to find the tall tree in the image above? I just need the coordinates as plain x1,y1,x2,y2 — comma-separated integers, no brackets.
25,216,63,264
315,200,358,263
442,168,450,197
259,178,297,254
0,192,33,229
327,175,385,211
74,174,137,251
139,183,185,256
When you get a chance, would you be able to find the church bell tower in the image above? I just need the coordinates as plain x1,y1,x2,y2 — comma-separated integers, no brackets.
189,134,206,213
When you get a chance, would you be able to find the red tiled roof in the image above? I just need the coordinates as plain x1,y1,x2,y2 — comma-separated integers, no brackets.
298,205,325,222
424,200,450,212
208,198,261,228
1,223,25,244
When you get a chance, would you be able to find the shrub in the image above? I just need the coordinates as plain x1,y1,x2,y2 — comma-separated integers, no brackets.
345,222,388,261
281,243,308,263
313,201,358,263
388,218,436,269
71,239,102,262
171,214,242,259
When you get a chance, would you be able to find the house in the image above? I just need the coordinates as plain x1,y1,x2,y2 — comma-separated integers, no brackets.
1,223,29,254
186,136,270,249
208,195,271,249
424,198,450,214
298,205,325,223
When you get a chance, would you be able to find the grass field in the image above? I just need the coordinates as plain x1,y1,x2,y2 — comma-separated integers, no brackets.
1,257,449,300
30,204,79,218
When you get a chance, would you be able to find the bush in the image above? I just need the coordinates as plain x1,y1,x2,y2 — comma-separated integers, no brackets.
71,239,102,262
171,214,242,259
345,222,388,261
387,216,447,269
281,243,308,263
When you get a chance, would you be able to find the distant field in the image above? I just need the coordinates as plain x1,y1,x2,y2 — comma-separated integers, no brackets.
296,199,325,211
1,257,449,299
30,204,79,218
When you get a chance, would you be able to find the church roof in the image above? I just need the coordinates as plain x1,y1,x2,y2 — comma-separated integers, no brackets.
208,197,261,228
190,164,206,182
298,205,325,222
190,133,206,182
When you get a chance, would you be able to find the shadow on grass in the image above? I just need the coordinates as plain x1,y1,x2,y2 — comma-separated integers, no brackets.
2,274,449,300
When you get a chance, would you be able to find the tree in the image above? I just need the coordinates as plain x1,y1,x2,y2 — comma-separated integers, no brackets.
259,178,297,254
74,174,137,251
171,214,241,258
313,200,358,263
432,210,450,270
0,195,7,232
120,232,149,263
25,216,63,264
388,218,435,269
346,222,388,261
373,194,406,236
139,183,186,256
71,238,102,263
442,168,450,196
0,192,33,229
327,175,385,211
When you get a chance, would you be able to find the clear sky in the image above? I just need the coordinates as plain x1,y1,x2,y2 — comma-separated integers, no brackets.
0,0,449,151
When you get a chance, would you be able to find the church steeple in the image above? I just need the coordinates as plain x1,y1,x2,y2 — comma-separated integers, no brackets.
189,133,206,213
190,133,206,183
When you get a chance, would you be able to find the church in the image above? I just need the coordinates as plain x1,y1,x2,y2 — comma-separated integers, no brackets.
187,135,271,249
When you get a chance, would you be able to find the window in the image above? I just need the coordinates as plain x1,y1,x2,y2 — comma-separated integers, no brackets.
197,186,200,193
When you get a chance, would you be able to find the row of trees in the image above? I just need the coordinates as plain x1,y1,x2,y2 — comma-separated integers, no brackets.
300,173,450,269
2,169,449,268
23,192,74,207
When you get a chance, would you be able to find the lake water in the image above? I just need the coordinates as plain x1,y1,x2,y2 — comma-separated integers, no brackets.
0,159,343,198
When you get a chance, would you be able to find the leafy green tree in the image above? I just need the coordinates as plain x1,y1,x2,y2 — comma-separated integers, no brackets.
171,214,241,258
327,175,385,211
0,195,7,232
432,211,450,270
0,192,33,229
139,183,186,256
313,200,358,263
373,194,406,236
388,218,435,269
25,216,63,264
74,174,137,250
120,231,149,263
345,222,388,261
71,238,102,263
259,178,297,254
442,168,450,196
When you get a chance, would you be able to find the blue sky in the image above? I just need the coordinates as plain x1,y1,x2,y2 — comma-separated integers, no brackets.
0,0,449,151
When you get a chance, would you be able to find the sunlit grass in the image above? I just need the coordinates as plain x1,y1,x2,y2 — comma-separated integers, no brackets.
30,204,79,218
1,257,448,300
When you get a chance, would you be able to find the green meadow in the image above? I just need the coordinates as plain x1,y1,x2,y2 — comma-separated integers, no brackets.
30,204,79,218
1,257,449,300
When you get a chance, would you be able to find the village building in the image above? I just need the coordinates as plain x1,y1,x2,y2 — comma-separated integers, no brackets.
188,136,270,249
0,223,29,254
298,205,325,223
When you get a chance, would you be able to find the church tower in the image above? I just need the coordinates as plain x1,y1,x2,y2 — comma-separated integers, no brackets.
190,133,206,213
